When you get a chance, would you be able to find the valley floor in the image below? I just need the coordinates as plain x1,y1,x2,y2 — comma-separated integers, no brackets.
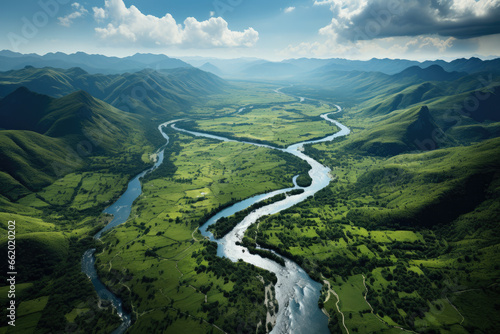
1,80,499,334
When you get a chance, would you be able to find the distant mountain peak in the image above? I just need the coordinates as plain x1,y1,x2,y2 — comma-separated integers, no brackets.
5,86,46,100
67,67,88,76
199,62,222,75
394,64,465,81
424,64,445,71
65,90,96,105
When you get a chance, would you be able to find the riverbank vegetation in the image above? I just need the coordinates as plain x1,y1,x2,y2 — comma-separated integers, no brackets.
208,193,287,239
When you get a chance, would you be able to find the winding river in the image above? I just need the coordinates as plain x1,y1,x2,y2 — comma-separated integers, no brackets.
82,93,350,333
81,121,176,334
181,110,349,334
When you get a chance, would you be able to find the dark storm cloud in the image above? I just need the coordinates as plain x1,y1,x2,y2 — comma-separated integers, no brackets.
318,0,500,41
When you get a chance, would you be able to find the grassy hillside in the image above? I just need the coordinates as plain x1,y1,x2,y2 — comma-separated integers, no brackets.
358,82,445,116
0,131,82,199
0,87,52,130
289,67,500,110
298,65,464,103
339,105,442,156
308,136,500,229
0,87,152,200
304,70,500,156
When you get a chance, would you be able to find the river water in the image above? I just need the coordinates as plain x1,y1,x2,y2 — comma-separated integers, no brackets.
82,94,350,333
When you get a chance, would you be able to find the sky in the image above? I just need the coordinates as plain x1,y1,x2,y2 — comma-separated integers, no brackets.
1,0,500,61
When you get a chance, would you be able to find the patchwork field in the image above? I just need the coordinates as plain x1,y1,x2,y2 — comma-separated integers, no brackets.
190,100,339,147
94,129,309,333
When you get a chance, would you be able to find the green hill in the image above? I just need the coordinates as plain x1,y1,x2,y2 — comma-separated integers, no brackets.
0,131,82,200
299,67,500,150
0,84,157,334
0,87,52,131
0,87,149,200
341,105,442,156
347,136,500,229
392,65,466,82
358,82,445,116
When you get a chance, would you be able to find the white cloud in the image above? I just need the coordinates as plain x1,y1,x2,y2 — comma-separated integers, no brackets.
58,2,88,27
280,35,466,60
93,7,107,21
284,7,296,13
279,0,500,60
405,36,455,54
93,0,259,48
314,0,500,42
210,11,215,17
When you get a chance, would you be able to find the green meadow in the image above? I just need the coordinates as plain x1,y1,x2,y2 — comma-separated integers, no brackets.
190,101,338,147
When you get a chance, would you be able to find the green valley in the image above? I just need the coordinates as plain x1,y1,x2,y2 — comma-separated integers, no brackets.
0,52,499,334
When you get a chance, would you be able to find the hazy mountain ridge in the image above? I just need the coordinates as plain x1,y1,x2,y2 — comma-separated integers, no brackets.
183,55,500,79
392,65,466,82
312,56,500,75
0,50,192,74
3,51,498,81
0,65,227,115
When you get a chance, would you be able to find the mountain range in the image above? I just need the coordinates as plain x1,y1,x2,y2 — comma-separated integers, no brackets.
0,50,191,74
186,55,500,79
0,65,227,115
3,51,500,80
